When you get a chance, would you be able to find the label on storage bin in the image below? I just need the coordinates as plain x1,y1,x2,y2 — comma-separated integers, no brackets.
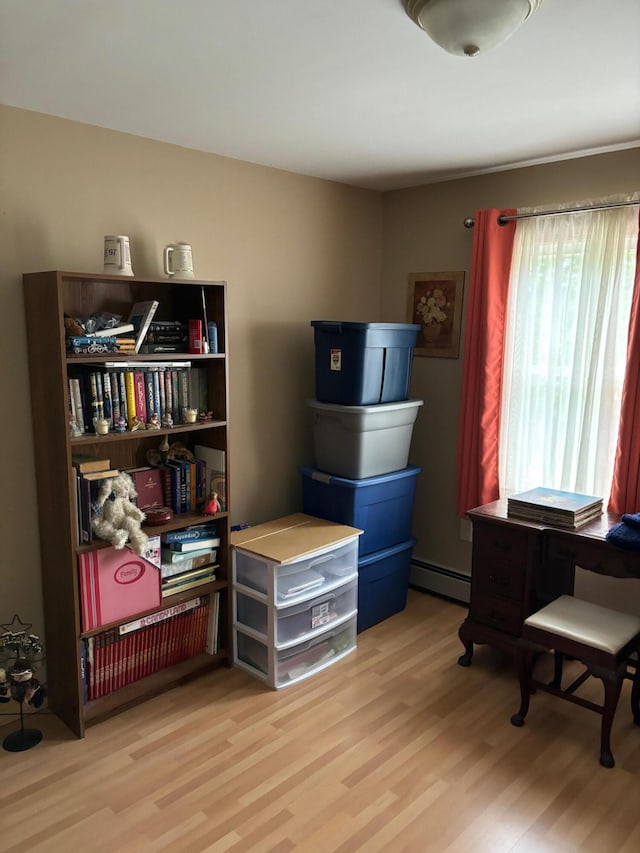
311,600,331,629
330,349,342,371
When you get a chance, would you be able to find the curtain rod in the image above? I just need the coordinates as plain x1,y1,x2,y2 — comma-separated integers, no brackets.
463,199,640,228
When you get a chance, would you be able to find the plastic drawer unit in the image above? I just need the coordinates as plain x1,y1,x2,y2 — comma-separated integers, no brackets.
235,577,358,646
231,513,362,689
234,617,357,688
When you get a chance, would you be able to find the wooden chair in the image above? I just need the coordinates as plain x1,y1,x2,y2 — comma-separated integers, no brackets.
510,595,640,768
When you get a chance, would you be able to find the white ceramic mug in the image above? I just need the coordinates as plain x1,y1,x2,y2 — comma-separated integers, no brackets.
103,235,133,276
164,243,194,279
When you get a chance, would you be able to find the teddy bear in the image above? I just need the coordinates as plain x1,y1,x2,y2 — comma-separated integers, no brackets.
1,659,46,707
91,471,149,555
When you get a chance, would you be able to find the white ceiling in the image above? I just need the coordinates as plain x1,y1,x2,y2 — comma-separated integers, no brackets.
1,0,639,191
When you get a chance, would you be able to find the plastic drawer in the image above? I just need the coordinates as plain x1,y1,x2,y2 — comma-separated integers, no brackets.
234,616,357,689
233,537,358,602
235,578,357,647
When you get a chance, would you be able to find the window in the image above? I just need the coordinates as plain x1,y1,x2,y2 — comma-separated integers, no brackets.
499,201,639,499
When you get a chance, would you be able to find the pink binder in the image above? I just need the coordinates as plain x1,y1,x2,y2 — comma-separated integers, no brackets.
79,546,161,631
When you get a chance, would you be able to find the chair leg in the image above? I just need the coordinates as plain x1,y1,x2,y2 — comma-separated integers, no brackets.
511,645,535,727
550,650,564,688
599,673,624,769
631,653,640,726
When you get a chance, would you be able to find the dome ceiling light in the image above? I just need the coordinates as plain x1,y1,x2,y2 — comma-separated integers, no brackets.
403,0,544,58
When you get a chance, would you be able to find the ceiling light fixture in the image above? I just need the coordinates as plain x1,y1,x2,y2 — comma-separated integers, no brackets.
403,0,544,58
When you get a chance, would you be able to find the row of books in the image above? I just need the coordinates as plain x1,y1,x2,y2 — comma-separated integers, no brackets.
161,522,220,598
79,593,220,702
67,299,220,357
506,486,603,529
67,362,209,434
72,450,225,546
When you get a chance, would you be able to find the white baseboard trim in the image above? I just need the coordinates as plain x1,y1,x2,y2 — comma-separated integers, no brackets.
410,559,471,605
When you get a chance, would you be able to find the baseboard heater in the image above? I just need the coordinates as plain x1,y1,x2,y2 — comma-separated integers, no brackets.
410,558,470,604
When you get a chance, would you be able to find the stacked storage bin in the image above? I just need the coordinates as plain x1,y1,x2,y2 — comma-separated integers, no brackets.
303,321,423,633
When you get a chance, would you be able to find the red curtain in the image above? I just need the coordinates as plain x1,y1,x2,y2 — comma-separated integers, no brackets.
608,210,640,514
456,209,517,517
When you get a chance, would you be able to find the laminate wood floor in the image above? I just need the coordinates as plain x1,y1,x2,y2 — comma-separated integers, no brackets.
2,589,640,852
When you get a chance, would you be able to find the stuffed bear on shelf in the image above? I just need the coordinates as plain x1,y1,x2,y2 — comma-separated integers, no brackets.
91,471,149,555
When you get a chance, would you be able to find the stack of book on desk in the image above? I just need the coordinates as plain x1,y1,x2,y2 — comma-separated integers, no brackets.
507,487,603,529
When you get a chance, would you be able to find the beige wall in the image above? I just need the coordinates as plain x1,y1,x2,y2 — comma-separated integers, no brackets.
382,148,640,603
0,105,382,637
2,101,639,638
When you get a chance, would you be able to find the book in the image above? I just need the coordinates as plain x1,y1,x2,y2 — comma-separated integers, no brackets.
168,536,221,552
72,453,111,474
90,323,135,337
194,445,226,510
161,570,216,597
206,592,220,654
127,466,165,511
161,552,216,578
124,370,137,428
507,486,603,528
69,377,86,433
161,545,216,564
163,523,217,544
162,564,217,587
134,371,147,424
127,299,159,354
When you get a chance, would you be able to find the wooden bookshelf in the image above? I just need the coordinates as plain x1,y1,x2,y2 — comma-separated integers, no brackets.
23,271,231,738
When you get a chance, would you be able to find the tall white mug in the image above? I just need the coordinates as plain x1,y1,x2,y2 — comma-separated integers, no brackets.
164,243,194,279
103,235,133,276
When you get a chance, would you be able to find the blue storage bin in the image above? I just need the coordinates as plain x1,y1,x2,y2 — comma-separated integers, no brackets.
311,321,421,405
357,538,416,633
300,465,420,556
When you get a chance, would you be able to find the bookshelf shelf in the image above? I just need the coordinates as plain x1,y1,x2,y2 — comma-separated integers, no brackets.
69,420,227,447
83,651,226,725
23,270,231,738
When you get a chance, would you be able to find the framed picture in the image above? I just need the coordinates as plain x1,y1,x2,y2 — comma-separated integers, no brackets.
407,271,465,358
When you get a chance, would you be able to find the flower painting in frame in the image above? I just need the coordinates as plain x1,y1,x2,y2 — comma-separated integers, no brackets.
407,271,465,358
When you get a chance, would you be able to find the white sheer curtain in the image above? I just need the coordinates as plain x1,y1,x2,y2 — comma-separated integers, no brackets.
499,193,640,498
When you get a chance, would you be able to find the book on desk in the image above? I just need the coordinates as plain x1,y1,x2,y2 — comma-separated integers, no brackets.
507,486,603,529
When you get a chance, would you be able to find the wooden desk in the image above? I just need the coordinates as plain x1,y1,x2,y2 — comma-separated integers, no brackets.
458,500,640,666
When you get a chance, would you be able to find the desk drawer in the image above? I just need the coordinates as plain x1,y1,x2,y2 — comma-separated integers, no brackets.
473,524,528,567
470,593,523,636
475,563,525,601
546,535,640,580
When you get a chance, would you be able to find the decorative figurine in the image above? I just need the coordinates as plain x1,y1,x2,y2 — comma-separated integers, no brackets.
130,416,146,431
114,415,127,433
69,415,83,437
161,411,174,428
147,412,160,429
202,492,220,516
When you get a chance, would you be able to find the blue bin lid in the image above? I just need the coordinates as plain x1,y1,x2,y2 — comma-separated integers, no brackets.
300,465,421,488
311,321,421,332
358,537,417,567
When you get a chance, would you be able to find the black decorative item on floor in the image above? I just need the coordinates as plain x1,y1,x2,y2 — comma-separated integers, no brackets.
0,614,48,752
